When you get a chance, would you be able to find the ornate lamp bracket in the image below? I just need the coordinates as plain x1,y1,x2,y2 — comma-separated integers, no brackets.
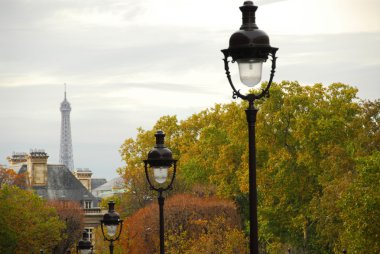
100,220,124,242
222,50,277,108
144,160,177,193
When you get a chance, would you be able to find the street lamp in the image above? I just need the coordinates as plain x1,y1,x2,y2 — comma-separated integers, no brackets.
221,1,278,254
144,130,177,254
100,201,123,254
76,231,93,254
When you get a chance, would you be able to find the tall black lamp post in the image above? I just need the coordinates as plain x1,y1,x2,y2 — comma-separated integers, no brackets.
144,130,177,254
221,1,278,254
100,201,123,254
76,231,93,254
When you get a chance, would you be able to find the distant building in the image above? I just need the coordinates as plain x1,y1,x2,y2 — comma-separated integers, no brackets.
73,168,93,191
4,87,116,242
92,177,126,198
91,177,108,190
7,150,105,241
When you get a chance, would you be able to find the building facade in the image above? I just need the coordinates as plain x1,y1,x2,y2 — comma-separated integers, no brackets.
8,151,104,241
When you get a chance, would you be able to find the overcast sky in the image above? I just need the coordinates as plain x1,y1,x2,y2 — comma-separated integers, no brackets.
0,0,379,180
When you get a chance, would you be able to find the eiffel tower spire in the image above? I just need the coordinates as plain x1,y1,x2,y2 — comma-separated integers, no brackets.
59,84,74,171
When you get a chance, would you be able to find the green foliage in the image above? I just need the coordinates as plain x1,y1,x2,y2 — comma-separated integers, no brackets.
47,200,84,253
166,217,248,254
0,215,17,253
93,226,124,254
100,195,121,209
0,185,65,253
338,152,380,253
119,81,380,253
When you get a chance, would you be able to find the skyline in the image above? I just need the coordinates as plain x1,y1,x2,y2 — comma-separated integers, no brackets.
0,0,379,179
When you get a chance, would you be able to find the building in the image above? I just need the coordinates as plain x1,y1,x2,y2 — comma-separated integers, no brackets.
7,150,105,241
92,177,126,198
5,88,114,242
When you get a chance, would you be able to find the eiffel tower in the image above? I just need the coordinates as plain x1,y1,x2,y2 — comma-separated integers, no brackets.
59,84,74,171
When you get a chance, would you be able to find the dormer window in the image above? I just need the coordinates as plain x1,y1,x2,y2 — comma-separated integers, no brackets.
84,200,92,209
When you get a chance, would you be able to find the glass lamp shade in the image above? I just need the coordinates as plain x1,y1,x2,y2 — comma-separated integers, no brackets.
106,225,118,237
80,249,92,254
153,166,169,184
237,58,264,87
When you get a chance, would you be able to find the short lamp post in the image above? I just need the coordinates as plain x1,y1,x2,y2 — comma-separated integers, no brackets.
144,130,177,254
76,231,93,254
221,1,278,254
100,201,123,254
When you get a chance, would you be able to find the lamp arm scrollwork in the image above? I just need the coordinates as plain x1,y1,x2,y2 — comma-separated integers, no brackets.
101,220,123,242
222,51,248,101
144,160,159,192
100,222,107,241
166,161,177,191
114,220,124,241
261,52,277,99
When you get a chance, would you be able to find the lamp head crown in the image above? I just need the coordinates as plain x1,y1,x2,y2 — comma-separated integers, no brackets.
77,231,92,250
222,1,277,61
240,1,258,30
102,201,120,225
146,131,174,167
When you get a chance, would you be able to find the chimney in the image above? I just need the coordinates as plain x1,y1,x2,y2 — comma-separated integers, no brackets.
73,168,93,191
27,149,49,186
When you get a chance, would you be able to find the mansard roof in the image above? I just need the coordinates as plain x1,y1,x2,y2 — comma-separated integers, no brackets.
19,164,99,206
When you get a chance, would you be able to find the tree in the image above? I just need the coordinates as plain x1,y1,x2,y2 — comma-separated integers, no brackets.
0,166,26,188
0,185,64,253
47,200,84,254
338,152,380,253
93,226,124,254
166,216,248,254
255,82,362,252
118,81,380,253
119,194,246,254
118,116,184,216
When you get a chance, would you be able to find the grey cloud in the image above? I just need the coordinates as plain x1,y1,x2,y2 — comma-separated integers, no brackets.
271,33,380,100
0,0,144,29
97,81,217,94
1,0,379,179
257,0,289,5
0,25,210,71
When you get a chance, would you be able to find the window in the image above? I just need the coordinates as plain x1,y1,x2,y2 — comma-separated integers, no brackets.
85,228,93,242
84,200,92,209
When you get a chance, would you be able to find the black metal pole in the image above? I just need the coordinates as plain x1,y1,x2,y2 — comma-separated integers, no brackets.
246,101,259,254
109,240,114,254
158,190,165,254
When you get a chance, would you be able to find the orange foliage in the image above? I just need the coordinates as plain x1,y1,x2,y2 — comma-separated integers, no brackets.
120,194,242,254
0,167,26,188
